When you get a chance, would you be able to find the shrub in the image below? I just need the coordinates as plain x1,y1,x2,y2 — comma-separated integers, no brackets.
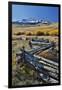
36,31,44,36
45,32,49,36
15,32,25,35
26,32,32,36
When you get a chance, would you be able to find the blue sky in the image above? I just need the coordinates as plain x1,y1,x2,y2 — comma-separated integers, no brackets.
12,4,59,22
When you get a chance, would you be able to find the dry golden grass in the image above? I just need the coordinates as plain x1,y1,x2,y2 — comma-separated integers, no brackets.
12,23,59,86
12,23,59,37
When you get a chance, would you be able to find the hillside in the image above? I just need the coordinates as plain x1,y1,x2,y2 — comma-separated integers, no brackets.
12,22,59,37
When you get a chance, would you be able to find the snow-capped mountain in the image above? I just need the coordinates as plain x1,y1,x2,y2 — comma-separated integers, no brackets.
12,18,51,25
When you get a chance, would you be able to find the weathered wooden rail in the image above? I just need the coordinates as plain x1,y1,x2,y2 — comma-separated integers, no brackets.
29,43,53,54
31,41,50,45
16,49,59,83
16,39,58,83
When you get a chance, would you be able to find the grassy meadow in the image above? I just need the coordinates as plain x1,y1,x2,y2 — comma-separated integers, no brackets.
12,23,59,86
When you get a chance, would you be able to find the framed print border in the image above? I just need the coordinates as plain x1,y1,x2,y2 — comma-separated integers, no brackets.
8,1,61,88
